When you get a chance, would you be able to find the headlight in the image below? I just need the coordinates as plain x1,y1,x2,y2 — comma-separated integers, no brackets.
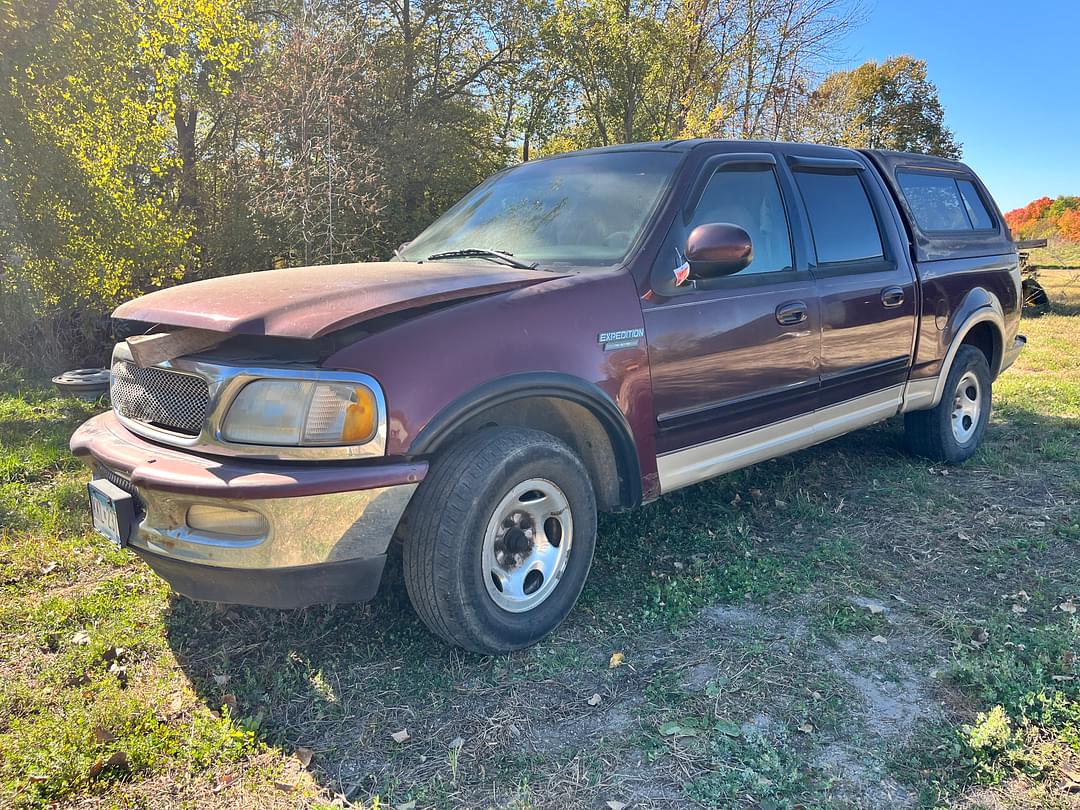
222,380,379,446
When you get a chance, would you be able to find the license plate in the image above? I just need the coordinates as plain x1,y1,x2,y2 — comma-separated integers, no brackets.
88,479,134,547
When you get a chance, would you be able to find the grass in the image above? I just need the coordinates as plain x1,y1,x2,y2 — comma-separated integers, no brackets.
1028,239,1080,270
0,276,1077,808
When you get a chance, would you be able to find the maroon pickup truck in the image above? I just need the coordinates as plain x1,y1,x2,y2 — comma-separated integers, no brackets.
71,140,1025,653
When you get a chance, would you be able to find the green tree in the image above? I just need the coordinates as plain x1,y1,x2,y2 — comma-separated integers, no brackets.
801,55,960,157
0,0,258,366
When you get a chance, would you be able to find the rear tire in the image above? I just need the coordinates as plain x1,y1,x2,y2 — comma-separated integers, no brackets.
904,345,992,464
402,427,597,654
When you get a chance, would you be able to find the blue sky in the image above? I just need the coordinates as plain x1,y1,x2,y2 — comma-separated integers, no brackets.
837,0,1078,211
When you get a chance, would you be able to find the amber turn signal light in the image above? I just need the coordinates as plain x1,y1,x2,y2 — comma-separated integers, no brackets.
342,386,377,443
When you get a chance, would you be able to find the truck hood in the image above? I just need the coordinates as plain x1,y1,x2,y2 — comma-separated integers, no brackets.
112,261,562,340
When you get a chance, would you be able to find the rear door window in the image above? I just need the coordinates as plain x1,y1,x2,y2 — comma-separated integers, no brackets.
793,171,884,264
897,171,995,232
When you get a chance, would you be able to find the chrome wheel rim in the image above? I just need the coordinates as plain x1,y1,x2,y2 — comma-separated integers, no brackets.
951,370,982,444
482,478,573,613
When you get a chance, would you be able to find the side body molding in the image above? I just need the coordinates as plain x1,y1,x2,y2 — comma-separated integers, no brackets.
409,372,643,509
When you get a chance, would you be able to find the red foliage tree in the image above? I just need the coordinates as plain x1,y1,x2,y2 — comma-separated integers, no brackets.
1058,209,1080,242
1005,196,1055,238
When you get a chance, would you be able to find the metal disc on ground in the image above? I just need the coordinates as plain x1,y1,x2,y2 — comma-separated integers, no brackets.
52,368,110,400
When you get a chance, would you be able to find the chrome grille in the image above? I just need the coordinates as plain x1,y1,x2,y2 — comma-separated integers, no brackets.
111,361,209,436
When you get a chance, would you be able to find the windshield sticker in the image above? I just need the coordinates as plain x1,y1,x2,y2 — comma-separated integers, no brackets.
598,328,644,351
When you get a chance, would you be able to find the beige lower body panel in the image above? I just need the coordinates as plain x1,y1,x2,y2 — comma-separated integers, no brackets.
901,377,938,412
657,384,906,493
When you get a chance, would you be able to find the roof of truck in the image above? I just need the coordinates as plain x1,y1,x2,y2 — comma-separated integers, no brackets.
559,139,971,171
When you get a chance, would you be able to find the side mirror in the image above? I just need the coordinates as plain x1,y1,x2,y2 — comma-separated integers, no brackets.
685,223,753,279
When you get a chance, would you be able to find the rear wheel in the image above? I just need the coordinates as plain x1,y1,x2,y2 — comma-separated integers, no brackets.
402,427,597,653
904,345,992,464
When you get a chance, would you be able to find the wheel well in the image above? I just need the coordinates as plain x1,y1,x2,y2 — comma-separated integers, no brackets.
960,321,1002,378
427,396,629,512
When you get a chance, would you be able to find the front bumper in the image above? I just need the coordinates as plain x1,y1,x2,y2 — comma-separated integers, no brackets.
71,412,426,607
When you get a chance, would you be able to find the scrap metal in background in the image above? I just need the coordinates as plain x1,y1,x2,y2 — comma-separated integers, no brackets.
1017,238,1050,308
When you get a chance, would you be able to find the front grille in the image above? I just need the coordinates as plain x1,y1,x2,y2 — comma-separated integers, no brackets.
111,361,209,436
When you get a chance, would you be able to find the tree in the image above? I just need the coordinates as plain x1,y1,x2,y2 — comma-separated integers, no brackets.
799,56,960,157
541,0,860,151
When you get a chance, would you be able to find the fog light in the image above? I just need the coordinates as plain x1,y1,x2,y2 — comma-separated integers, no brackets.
186,504,268,537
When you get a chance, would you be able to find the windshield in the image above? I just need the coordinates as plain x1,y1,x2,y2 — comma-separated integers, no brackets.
401,151,682,266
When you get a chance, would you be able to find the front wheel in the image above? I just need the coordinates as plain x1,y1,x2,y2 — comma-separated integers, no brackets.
402,427,597,653
904,345,992,464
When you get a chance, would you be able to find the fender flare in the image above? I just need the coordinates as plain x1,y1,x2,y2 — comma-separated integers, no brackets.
409,372,643,508
930,293,1005,407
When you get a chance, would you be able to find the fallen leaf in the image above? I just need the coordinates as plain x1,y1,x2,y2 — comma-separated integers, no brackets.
714,719,741,737
810,691,823,701
606,801,628,810
222,694,238,713
608,652,625,669
587,693,602,707
101,646,125,662
659,719,700,738
274,782,296,793
65,671,91,687
391,729,410,744
394,802,417,810
871,635,888,644
108,661,128,688
212,674,230,686
92,726,115,744
798,722,815,734
1059,600,1077,614
41,561,58,575
90,751,129,779
28,775,48,784
213,773,235,793
866,603,885,615
971,627,989,644
294,747,313,767
1052,675,1075,682
1012,604,1028,615
71,630,90,645
449,736,464,750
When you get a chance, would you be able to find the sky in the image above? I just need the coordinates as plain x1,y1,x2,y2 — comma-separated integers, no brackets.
836,0,1079,212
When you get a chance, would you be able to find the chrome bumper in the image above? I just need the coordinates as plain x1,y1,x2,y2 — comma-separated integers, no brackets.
123,479,417,569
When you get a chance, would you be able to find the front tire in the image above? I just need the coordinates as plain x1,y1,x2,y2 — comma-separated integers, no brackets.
402,427,597,654
904,345,992,464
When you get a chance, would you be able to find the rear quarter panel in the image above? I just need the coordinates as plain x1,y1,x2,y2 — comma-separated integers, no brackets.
862,149,1021,380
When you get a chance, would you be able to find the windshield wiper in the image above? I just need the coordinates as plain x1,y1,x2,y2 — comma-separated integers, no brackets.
425,248,539,271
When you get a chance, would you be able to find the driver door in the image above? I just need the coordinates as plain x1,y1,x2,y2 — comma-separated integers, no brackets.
642,151,821,491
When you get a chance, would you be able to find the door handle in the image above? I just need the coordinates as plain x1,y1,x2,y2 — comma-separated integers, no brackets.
881,286,905,308
775,301,808,326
